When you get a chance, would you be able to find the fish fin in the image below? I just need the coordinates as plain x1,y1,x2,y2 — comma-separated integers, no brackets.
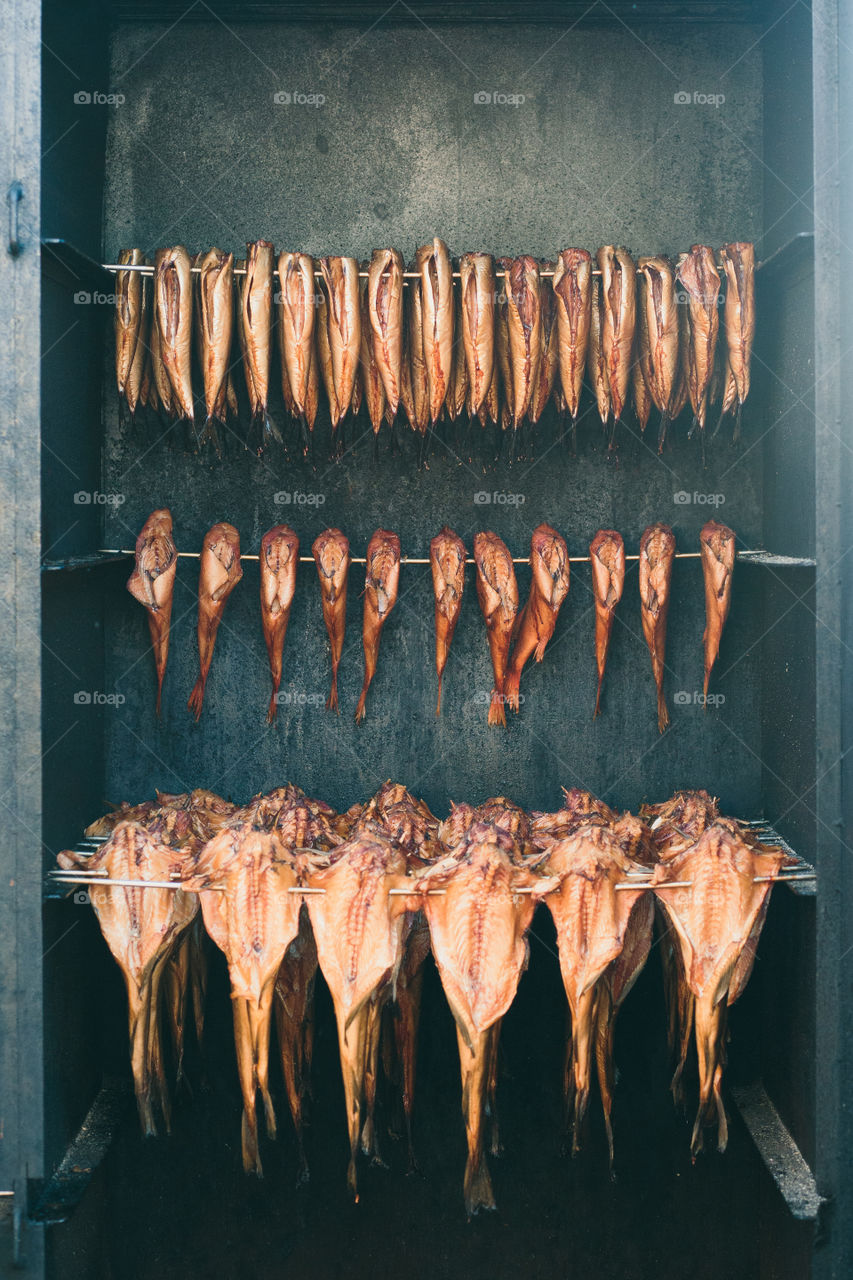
732,401,743,445
488,689,506,727
198,416,224,460
657,410,670,454
502,670,521,713
187,676,206,722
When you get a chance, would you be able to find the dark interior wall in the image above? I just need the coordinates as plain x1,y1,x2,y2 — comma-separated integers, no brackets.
98,17,766,816
40,0,112,1188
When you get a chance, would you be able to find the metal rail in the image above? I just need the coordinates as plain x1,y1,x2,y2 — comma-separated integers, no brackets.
96,547,807,567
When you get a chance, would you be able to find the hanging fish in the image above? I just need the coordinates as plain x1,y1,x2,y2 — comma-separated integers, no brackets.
552,248,593,430
366,248,404,417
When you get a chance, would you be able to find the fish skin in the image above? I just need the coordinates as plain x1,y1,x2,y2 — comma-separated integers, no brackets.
277,251,316,417
676,244,721,432
240,240,277,451
127,508,178,717
495,289,514,431
367,248,404,415
187,522,243,721
552,248,592,424
700,519,736,698
720,241,755,410
473,532,519,727
586,274,611,426
312,528,351,713
447,283,469,423
430,526,467,715
115,248,146,400
651,819,785,1155
503,255,542,425
300,829,410,1199
589,529,625,718
124,274,150,422
639,522,676,733
631,288,654,431
154,246,195,425
460,252,497,417
183,824,303,1174
638,255,679,418
406,263,430,435
315,289,340,427
530,281,559,425
319,256,361,428
596,245,636,427
504,523,570,711
415,238,454,424
197,247,234,455
260,524,300,723
149,302,175,420
542,823,651,1162
413,826,554,1214
359,281,387,436
58,821,198,1137
355,530,401,722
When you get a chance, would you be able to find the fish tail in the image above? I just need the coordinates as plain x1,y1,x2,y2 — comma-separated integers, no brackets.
703,665,712,703
657,410,670,454
710,402,727,440
488,688,507,727
187,676,206,722
657,685,670,734
198,416,224,460
354,683,369,723
267,685,279,724
733,401,743,444
155,672,165,719
593,673,603,719
327,670,340,715
687,413,700,441
502,670,521,712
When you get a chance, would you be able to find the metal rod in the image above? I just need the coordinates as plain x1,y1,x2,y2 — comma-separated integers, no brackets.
98,547,772,566
103,255,752,280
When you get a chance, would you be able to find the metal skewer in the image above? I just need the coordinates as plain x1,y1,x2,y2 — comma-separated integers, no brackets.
98,548,770,566
102,256,751,280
